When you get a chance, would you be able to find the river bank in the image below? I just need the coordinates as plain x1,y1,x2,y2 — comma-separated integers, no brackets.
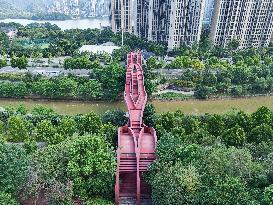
0,95,272,115
0,17,110,30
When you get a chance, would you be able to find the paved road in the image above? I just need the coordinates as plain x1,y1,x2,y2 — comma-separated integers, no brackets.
0,66,90,77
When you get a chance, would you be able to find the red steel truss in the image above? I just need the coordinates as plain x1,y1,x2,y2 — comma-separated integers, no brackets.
115,51,157,205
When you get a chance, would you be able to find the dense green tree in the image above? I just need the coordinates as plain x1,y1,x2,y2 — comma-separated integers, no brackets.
194,85,215,99
54,77,78,98
78,80,102,100
203,114,225,136
0,81,28,98
101,109,127,127
248,124,273,144
11,56,28,69
221,125,246,146
0,58,7,68
67,135,116,198
7,116,30,142
0,192,19,205
35,120,58,144
251,106,273,127
143,104,156,127
57,117,76,137
0,142,30,194
264,184,273,205
92,62,125,100
75,112,102,135
99,123,117,147
0,32,9,52
23,141,73,204
149,163,200,205
112,45,131,61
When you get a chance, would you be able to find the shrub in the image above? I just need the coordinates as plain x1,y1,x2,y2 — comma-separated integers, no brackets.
23,138,38,154
85,198,114,205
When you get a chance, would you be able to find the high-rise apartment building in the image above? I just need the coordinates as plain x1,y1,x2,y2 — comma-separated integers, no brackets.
168,0,205,49
134,0,150,38
112,0,205,49
145,0,205,49
147,0,172,44
111,0,133,33
210,0,273,48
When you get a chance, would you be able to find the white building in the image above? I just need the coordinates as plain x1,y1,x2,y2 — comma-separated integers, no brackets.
79,43,121,54
6,30,17,40
210,0,273,48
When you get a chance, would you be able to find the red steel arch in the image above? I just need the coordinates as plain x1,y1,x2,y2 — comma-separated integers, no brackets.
115,51,157,205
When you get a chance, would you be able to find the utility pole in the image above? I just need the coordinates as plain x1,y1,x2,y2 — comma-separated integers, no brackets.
120,0,124,46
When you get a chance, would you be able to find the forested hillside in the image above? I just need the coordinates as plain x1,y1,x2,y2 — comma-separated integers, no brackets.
0,0,110,19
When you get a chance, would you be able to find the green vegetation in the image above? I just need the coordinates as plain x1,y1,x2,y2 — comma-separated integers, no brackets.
0,22,165,58
10,55,28,69
160,36,273,99
146,106,273,204
2,22,273,101
156,92,192,100
0,66,125,100
1,105,273,204
0,105,273,205
0,105,118,204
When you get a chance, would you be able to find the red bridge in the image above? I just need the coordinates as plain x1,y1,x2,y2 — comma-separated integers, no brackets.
115,52,157,205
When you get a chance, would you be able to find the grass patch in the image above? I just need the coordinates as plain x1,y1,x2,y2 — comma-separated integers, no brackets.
156,92,192,100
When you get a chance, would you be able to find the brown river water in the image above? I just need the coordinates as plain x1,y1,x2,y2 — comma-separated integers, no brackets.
0,96,272,115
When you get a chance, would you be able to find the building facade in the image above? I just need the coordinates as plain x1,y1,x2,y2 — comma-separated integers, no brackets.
145,0,205,49
113,0,205,49
168,0,205,49
111,0,133,33
210,0,273,48
147,0,172,44
134,0,150,38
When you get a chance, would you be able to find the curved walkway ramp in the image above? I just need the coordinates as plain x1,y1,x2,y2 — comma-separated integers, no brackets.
115,52,157,205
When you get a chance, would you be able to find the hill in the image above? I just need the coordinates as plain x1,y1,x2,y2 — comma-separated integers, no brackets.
0,0,110,20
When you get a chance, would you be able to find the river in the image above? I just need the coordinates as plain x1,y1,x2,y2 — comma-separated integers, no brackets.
0,17,110,30
0,96,272,115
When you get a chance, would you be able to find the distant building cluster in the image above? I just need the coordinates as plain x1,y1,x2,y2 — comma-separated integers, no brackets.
111,0,273,50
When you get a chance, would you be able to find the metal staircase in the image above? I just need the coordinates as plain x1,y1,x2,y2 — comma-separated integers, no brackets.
115,51,157,205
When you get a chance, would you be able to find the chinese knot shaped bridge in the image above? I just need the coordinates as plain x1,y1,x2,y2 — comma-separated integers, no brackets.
115,52,157,205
